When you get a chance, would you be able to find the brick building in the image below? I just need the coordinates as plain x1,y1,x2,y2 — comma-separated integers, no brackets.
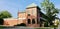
3,3,47,27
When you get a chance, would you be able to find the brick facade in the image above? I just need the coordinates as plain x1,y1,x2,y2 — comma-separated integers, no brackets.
3,3,43,27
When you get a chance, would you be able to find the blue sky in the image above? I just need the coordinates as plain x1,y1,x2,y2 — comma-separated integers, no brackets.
0,0,60,18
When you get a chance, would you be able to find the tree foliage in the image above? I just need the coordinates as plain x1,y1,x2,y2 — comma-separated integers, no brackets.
41,0,59,16
41,0,59,26
0,11,12,19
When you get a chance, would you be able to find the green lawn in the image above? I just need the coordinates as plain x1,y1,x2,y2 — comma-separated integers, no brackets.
0,26,13,28
0,26,57,29
35,27,54,29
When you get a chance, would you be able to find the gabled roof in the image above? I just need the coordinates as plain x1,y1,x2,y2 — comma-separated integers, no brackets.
27,3,37,8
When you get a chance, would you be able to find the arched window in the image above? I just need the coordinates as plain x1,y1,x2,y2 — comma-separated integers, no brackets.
27,19,31,24
32,19,35,24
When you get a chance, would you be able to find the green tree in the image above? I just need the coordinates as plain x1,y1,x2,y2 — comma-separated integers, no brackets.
0,10,12,25
41,0,59,26
0,11,12,18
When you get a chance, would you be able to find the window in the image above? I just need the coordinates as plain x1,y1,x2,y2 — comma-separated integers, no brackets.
27,19,31,24
28,14,30,16
32,19,35,24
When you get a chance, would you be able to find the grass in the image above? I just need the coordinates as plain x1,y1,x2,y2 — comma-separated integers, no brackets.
35,27,54,29
0,26,13,28
0,26,7,28
0,26,57,29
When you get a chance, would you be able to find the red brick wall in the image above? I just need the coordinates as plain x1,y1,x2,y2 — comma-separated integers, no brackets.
4,19,18,26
